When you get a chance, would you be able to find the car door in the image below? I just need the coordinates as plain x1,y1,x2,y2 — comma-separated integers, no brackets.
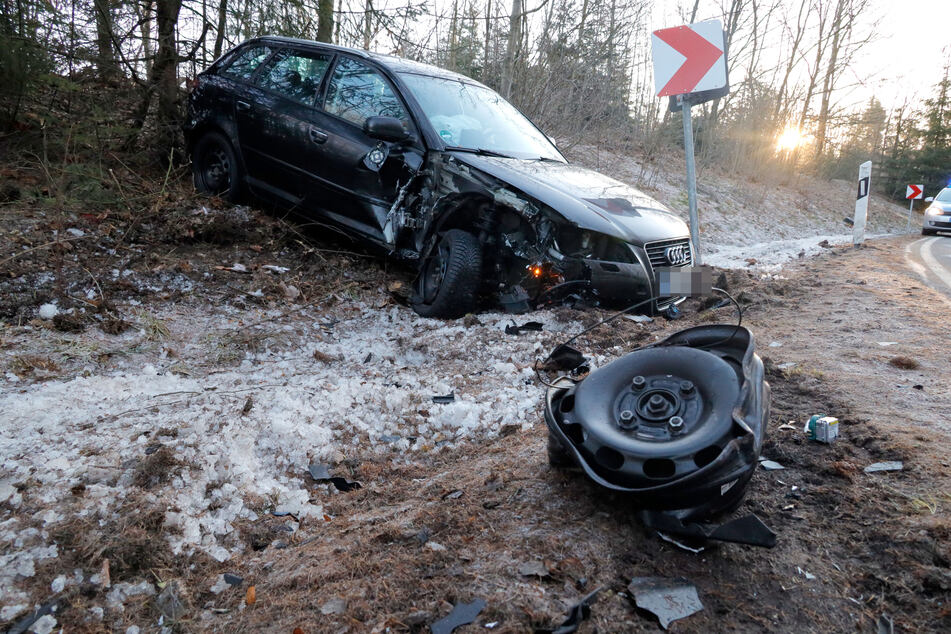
234,47,333,206
312,56,423,242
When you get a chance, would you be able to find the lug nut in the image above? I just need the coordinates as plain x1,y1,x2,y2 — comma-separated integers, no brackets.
647,394,666,413
679,380,694,394
618,409,636,429
631,375,646,390
668,416,684,434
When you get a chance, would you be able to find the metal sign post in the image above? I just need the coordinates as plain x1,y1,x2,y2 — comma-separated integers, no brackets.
680,97,701,264
905,184,924,233
651,20,729,265
852,161,872,247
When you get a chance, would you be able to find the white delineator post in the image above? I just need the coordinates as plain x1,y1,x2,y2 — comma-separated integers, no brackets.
853,161,872,247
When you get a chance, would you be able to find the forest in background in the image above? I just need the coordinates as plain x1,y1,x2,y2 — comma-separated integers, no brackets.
0,0,949,206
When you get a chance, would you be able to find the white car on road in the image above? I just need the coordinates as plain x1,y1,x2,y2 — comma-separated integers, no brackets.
923,187,951,235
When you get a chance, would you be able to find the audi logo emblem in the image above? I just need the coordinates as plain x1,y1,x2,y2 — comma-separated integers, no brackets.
664,245,691,266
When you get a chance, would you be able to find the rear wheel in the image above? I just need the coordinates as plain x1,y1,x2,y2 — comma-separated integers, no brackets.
192,132,242,202
412,229,481,318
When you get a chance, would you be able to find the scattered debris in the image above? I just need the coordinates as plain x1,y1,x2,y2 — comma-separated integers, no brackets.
442,489,464,500
240,395,253,415
876,341,898,347
430,599,487,634
804,415,839,443
656,532,705,553
888,356,920,370
432,392,455,404
623,314,653,324
223,573,243,586
261,265,290,274
518,560,550,579
245,585,256,605
535,587,601,634
768,341,783,348
628,577,703,630
320,597,347,615
156,581,187,621
541,344,587,372
864,461,903,473
878,613,894,634
307,463,362,492
505,320,544,335
797,567,816,581
759,459,785,470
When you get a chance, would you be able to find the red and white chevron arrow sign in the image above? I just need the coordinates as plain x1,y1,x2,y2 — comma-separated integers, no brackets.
906,184,923,200
652,20,728,97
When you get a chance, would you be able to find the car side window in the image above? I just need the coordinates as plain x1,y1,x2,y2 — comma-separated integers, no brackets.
256,50,332,105
323,57,408,128
220,45,272,82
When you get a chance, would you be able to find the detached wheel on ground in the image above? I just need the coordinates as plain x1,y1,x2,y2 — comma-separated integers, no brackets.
192,132,242,202
412,229,482,318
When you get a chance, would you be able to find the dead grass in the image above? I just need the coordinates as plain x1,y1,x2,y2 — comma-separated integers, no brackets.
889,355,921,370
132,446,183,489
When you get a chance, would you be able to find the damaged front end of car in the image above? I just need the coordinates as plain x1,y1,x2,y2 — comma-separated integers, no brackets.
401,152,694,315
543,324,776,548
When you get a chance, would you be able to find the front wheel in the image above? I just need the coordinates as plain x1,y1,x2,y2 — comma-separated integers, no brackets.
192,132,242,202
411,229,482,318
922,229,936,236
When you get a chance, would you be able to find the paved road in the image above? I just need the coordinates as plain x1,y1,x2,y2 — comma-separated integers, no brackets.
905,234,951,298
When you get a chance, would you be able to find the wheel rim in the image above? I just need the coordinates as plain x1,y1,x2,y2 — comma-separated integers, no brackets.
420,241,450,304
201,144,231,193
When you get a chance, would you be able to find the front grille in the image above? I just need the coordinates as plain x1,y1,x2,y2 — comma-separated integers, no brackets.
934,221,951,228
645,237,693,270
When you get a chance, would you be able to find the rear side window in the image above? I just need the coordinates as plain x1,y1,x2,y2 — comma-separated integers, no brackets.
323,57,408,127
220,45,271,82
256,50,332,105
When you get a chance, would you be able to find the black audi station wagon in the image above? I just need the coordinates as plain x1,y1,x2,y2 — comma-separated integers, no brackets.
185,36,694,317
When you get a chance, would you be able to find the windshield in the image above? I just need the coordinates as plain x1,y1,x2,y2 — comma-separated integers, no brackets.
935,188,951,202
399,73,563,161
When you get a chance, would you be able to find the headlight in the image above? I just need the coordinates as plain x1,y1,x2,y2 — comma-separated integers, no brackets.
927,206,944,215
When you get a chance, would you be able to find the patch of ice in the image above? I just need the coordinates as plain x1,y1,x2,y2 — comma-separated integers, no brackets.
51,574,66,593
38,303,59,320
0,604,28,620
28,614,57,634
66,228,85,237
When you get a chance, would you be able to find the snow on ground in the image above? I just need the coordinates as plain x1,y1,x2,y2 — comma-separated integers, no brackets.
571,145,914,268
0,298,585,603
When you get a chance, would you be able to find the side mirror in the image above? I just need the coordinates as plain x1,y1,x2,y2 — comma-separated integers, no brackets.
364,116,410,143
925,196,934,202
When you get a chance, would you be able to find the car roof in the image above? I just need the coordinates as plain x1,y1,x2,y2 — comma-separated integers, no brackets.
248,36,487,88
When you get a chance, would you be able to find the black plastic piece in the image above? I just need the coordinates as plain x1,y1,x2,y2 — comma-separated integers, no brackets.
430,598,487,634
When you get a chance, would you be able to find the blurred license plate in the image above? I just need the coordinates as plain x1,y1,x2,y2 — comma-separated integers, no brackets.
656,266,712,297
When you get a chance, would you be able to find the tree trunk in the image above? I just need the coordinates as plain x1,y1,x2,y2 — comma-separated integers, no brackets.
316,0,333,43
500,0,521,98
813,0,847,158
155,0,184,160
94,0,116,79
213,0,227,57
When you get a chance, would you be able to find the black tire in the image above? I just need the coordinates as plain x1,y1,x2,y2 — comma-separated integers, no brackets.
412,229,481,318
922,228,936,236
547,432,573,468
192,132,242,202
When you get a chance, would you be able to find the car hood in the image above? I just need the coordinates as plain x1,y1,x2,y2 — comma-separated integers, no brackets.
449,153,689,245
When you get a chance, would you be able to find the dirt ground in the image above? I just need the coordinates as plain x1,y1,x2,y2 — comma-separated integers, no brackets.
2,187,951,632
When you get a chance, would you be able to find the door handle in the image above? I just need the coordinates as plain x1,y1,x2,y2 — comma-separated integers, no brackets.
235,100,250,112
308,127,328,144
